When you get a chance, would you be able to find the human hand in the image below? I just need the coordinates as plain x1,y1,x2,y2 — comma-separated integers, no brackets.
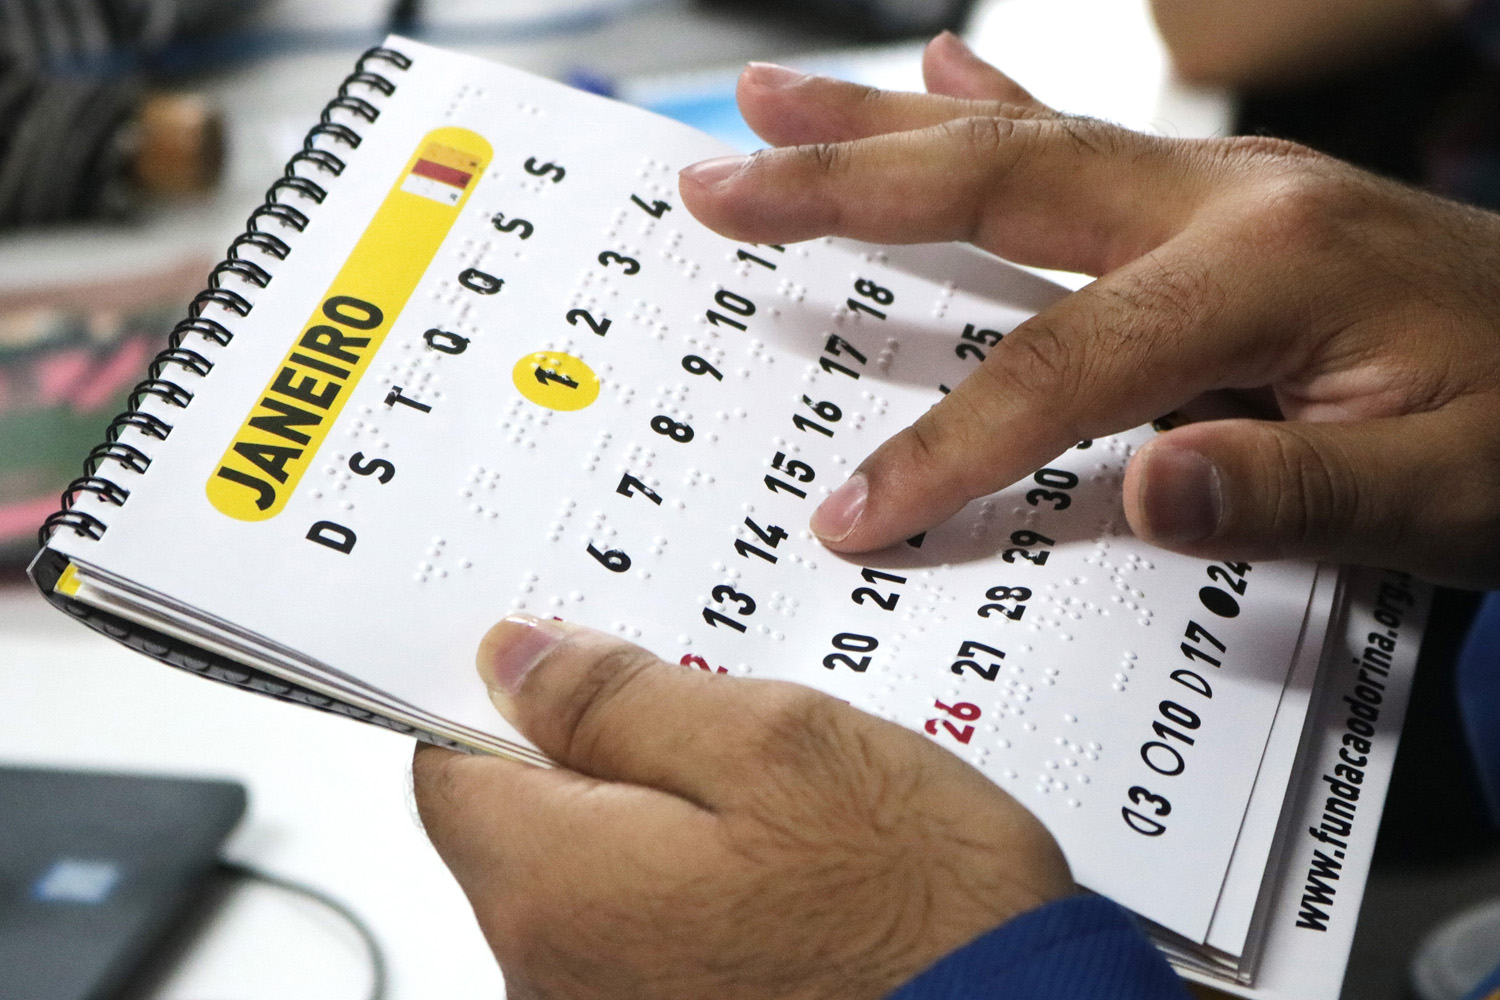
413,615,1073,1000
679,32,1500,588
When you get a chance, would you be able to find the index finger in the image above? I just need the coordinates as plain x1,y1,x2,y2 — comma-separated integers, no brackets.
811,232,1313,552
732,61,1051,152
679,113,1212,278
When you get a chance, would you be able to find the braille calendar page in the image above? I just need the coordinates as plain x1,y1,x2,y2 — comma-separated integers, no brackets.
40,39,1322,945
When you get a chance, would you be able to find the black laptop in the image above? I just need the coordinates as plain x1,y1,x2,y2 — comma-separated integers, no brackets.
0,766,246,1000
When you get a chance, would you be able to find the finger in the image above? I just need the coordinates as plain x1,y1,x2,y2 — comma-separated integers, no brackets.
732,62,1049,152
680,112,1208,276
810,240,1301,551
475,615,849,810
1124,407,1500,585
412,744,716,927
922,31,1042,106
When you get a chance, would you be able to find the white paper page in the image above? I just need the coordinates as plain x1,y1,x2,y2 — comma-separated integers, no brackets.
64,568,524,756
1203,564,1337,956
1179,567,1429,999
48,39,1316,942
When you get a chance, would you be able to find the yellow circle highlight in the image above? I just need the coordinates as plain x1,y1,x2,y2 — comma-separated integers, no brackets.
513,351,600,411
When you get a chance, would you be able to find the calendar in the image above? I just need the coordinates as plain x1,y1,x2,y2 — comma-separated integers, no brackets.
30,39,1428,997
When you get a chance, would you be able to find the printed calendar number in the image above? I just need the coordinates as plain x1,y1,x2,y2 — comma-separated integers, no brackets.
651,415,694,442
1123,786,1172,837
566,308,611,337
1122,670,1215,836
956,322,1003,363
764,451,814,499
736,247,778,270
706,289,755,331
854,279,894,305
1181,620,1225,668
1140,700,1201,778
950,640,1006,681
847,278,892,320
616,472,662,505
771,452,814,482
1001,529,1053,566
630,194,671,218
735,517,787,564
1026,467,1078,511
977,585,1031,621
851,567,906,611
925,699,981,744
820,334,866,379
1199,561,1251,618
598,250,640,275
587,543,631,573
512,351,599,411
703,585,756,633
823,632,877,672
681,355,723,380
680,654,728,674
793,396,842,437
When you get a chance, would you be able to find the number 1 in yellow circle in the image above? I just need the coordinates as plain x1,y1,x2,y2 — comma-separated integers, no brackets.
513,351,600,411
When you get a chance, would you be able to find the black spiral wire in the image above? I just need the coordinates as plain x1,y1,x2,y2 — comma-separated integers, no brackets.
38,45,413,548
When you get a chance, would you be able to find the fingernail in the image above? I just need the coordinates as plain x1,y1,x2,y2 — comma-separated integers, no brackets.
811,472,867,543
933,30,976,57
478,614,566,696
744,61,806,89
680,154,751,190
1140,446,1221,544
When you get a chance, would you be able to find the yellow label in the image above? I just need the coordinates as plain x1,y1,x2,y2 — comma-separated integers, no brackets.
55,562,81,597
207,127,493,521
513,351,600,411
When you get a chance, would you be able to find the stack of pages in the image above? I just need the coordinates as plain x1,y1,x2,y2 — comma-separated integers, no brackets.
30,39,1427,997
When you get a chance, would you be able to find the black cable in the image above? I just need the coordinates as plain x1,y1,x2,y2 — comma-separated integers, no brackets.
217,860,389,1000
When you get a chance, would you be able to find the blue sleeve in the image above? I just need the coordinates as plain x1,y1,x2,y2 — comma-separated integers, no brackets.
1458,592,1500,823
887,895,1193,1000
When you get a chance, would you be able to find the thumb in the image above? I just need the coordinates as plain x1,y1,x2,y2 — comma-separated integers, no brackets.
474,614,849,810
1125,414,1494,583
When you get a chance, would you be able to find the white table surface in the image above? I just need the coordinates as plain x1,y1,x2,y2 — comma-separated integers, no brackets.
0,2,1226,996
0,574,498,999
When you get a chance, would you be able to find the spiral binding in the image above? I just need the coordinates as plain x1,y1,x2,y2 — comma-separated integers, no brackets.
38,46,414,549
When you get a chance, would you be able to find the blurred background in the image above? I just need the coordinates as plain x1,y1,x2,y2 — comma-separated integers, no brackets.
1,1,1496,998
